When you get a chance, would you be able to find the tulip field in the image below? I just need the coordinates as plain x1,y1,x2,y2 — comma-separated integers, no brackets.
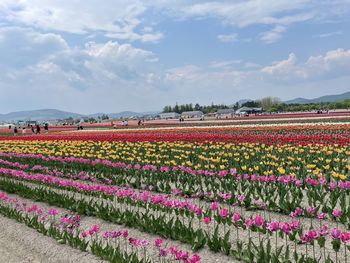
0,118,349,262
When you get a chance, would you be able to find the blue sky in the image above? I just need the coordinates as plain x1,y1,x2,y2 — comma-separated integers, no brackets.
0,0,350,114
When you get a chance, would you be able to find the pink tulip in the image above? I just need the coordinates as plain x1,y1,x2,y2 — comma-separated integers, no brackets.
317,213,327,220
307,229,319,241
154,238,163,248
331,228,341,239
332,208,342,218
219,208,229,219
203,217,211,224
306,207,315,215
301,233,310,244
295,180,303,187
340,232,350,244
267,221,280,232
159,248,168,257
48,208,59,216
254,215,264,227
237,194,246,203
291,220,300,231
320,225,329,236
210,202,218,211
281,223,292,235
329,182,337,190
122,230,129,238
233,212,241,223
189,254,201,263
91,224,100,233
245,219,254,228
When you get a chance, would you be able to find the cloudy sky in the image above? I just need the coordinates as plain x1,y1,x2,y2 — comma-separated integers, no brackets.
0,0,350,114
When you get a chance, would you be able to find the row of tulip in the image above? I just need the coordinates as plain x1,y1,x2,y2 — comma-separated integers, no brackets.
0,163,347,231
0,190,201,262
0,138,348,180
0,142,348,179
0,154,349,227
0,173,349,262
107,123,350,137
1,152,348,188
1,131,350,145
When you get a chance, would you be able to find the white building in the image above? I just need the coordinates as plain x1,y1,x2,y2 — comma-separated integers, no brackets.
216,109,236,118
181,111,204,118
235,107,263,115
159,112,181,119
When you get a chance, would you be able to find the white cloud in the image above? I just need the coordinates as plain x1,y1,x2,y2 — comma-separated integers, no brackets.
210,60,242,69
1,26,350,113
260,25,287,44
261,49,350,80
261,53,298,74
154,0,349,43
0,0,162,42
1,0,349,44
317,30,343,38
0,27,68,68
217,33,238,43
244,62,261,69
305,48,350,78
0,27,163,113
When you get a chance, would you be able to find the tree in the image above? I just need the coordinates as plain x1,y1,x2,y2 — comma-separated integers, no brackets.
259,97,281,111
101,114,109,120
242,101,260,108
162,105,174,113
174,103,180,113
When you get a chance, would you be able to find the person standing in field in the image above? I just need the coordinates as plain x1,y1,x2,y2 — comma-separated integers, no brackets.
13,127,18,136
31,125,35,135
36,124,41,134
44,123,49,133
22,127,26,134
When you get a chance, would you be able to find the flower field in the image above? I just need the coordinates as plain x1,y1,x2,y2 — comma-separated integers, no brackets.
0,119,349,262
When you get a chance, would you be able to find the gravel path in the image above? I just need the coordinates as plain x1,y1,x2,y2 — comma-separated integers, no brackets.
0,215,104,263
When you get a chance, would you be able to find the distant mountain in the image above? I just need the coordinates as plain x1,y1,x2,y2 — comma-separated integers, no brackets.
90,111,159,119
108,111,148,119
285,92,350,104
0,109,160,122
0,109,82,121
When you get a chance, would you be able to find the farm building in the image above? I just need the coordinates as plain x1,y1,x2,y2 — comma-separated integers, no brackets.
159,112,181,119
216,109,236,118
235,107,263,115
181,111,204,118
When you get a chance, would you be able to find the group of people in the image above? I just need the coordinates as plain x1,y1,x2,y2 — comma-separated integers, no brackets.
11,123,48,136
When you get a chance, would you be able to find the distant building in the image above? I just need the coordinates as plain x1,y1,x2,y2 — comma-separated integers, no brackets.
182,111,204,118
159,112,181,119
26,120,37,126
216,109,236,118
62,118,76,125
235,107,263,115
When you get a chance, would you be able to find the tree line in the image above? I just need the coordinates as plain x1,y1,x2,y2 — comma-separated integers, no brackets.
162,97,350,113
163,103,229,114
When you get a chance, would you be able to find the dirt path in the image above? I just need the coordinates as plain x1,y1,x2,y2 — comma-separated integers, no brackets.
0,215,104,263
